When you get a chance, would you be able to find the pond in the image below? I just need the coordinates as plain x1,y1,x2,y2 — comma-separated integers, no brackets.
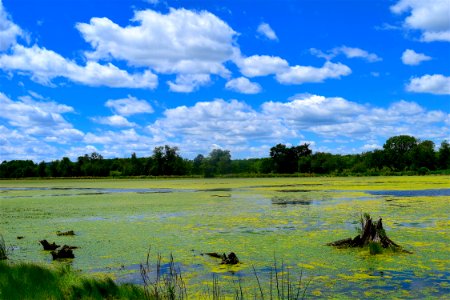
1,176,449,298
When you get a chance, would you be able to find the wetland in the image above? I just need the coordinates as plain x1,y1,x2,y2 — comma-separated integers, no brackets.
1,176,449,298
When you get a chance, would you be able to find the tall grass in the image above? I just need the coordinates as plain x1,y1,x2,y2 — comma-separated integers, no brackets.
140,249,187,300
140,250,310,300
0,235,8,260
0,261,144,300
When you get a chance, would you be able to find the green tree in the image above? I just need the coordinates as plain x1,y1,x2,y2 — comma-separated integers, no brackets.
413,140,436,170
383,135,417,171
57,157,74,177
150,145,185,176
438,140,450,169
207,149,232,175
270,143,312,173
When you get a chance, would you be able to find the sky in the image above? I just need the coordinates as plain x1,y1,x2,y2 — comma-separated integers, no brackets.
0,0,449,162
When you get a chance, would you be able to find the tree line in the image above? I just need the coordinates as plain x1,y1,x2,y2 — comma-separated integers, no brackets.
1,135,449,179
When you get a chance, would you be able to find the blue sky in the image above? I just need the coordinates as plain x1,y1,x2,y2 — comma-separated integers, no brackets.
0,0,449,162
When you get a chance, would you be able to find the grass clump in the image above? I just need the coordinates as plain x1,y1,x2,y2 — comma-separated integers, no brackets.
0,235,8,260
0,261,144,300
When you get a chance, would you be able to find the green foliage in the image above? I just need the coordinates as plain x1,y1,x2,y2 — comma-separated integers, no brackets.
270,143,312,173
0,235,8,260
0,262,144,300
1,135,448,178
368,242,383,255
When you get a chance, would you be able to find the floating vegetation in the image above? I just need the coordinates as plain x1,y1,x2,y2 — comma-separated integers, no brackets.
1,176,449,298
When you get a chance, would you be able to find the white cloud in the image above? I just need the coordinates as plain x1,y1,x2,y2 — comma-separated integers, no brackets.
225,77,261,94
92,115,136,127
401,49,432,65
0,45,158,88
147,99,295,152
0,92,74,129
167,74,211,93
257,22,278,41
237,55,289,77
143,95,448,157
406,74,450,95
105,95,154,116
262,94,366,128
0,93,84,149
0,0,22,51
76,8,237,76
391,0,450,42
276,61,351,84
310,46,381,62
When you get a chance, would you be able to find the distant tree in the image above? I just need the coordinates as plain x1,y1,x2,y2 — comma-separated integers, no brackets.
413,140,436,170
438,140,450,170
207,149,232,175
383,135,418,171
150,145,185,176
270,143,312,173
192,154,205,175
58,157,74,177
37,161,47,177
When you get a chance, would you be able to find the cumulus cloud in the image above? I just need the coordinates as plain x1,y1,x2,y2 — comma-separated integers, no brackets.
147,99,295,151
391,0,450,42
406,74,450,95
401,49,432,65
257,22,278,40
310,46,382,62
144,95,448,156
76,8,237,76
0,45,158,88
0,93,84,148
276,61,351,84
167,74,211,93
225,77,261,94
236,55,351,85
0,0,22,51
105,95,154,116
92,115,136,127
237,55,289,77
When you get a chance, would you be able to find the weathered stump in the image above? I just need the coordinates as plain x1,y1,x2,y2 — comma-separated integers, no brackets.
51,245,75,260
221,252,239,265
40,240,60,251
327,214,411,254
203,252,240,264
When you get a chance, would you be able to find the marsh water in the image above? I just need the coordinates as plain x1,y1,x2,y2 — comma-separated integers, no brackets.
1,176,449,298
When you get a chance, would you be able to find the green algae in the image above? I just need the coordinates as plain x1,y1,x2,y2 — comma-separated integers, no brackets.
0,176,449,298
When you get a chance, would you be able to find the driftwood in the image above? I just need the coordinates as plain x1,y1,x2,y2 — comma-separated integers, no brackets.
51,245,75,260
56,230,75,236
327,214,411,254
40,240,60,251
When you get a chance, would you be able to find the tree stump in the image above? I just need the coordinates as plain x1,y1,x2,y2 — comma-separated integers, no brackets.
51,245,75,260
327,214,411,254
40,240,60,251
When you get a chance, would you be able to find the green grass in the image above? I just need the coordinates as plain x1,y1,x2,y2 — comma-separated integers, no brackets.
0,261,144,300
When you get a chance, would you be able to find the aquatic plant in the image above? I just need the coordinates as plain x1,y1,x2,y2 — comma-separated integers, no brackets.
0,235,8,260
140,249,187,300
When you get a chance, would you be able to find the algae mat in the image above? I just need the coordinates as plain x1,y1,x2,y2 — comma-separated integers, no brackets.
1,176,449,298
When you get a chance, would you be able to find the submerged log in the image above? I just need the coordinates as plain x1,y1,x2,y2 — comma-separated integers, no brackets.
40,240,60,251
327,214,411,254
56,230,75,236
51,245,75,260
